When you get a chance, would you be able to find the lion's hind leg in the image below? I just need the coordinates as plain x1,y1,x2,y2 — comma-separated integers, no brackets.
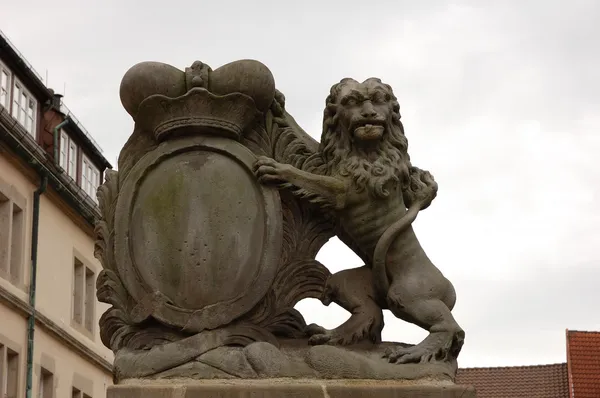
384,261,464,364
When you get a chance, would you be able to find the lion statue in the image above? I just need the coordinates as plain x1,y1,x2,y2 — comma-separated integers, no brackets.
254,77,464,364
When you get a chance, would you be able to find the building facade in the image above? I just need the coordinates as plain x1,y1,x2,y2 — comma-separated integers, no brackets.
0,30,114,398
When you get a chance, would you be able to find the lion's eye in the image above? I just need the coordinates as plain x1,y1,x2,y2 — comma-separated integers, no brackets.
372,93,386,104
346,98,357,106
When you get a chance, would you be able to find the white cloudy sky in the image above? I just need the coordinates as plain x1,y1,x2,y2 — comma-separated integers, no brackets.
3,0,599,368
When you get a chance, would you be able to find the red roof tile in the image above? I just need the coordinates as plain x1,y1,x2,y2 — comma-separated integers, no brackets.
566,330,600,398
456,363,569,398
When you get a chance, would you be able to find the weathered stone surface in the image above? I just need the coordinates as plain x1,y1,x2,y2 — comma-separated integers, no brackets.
125,339,456,381
95,58,470,388
108,381,476,398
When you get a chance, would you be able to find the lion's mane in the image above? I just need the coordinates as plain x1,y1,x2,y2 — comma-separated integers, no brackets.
318,78,437,207
318,78,408,198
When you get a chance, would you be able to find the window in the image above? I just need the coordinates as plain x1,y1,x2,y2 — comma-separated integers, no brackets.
0,62,10,109
59,132,68,170
68,141,77,179
73,258,84,325
73,258,95,334
71,387,91,398
0,344,19,398
11,79,37,136
81,155,99,202
38,368,54,398
59,131,78,179
84,267,95,332
10,203,24,279
0,190,24,283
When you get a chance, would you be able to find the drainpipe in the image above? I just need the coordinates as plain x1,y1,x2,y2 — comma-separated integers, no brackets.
53,118,70,166
25,175,48,398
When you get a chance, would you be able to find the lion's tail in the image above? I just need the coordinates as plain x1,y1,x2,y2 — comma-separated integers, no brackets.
373,167,438,300
372,204,421,301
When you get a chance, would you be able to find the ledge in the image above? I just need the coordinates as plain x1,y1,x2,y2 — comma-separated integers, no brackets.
0,282,113,374
109,380,477,398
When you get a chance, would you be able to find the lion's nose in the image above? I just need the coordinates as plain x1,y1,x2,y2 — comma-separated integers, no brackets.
361,102,377,118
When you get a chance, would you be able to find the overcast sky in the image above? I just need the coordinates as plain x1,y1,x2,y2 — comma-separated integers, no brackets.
2,0,599,368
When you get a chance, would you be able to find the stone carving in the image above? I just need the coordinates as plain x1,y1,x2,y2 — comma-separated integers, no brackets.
254,77,465,364
95,60,464,384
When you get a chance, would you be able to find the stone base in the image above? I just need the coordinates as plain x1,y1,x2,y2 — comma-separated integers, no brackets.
109,380,477,397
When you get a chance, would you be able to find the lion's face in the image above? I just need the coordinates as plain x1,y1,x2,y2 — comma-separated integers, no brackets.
333,79,395,144
319,78,409,198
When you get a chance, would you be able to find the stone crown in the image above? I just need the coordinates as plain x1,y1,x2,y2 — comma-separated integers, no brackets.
119,60,276,141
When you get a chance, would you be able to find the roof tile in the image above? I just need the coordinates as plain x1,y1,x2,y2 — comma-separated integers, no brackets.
456,363,569,398
567,330,600,398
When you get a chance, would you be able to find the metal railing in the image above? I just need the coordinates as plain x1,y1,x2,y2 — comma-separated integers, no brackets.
59,102,104,153
0,29,44,83
0,29,105,156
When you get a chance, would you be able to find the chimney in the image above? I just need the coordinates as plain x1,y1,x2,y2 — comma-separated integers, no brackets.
51,92,63,110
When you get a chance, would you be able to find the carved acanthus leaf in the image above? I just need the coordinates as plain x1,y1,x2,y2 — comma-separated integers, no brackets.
94,169,119,272
241,93,335,337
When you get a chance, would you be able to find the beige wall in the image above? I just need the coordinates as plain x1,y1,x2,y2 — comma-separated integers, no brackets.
0,152,113,397
36,190,113,360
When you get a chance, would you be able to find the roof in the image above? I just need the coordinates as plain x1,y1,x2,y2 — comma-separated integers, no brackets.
566,330,600,398
456,363,569,398
0,29,53,101
59,102,112,169
0,29,112,169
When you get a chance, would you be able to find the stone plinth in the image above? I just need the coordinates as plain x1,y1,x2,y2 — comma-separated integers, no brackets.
108,380,476,398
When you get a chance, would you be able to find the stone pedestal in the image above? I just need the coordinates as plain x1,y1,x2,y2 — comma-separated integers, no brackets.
108,380,476,398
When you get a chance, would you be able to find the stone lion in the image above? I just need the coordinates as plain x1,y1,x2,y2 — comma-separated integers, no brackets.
254,77,464,364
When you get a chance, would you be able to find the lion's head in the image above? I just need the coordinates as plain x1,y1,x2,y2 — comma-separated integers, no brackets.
319,78,411,198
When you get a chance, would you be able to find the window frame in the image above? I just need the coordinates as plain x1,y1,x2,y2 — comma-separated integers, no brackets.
59,130,78,180
0,60,11,110
10,77,37,137
0,178,27,287
38,367,55,398
0,342,21,398
81,155,99,202
71,255,96,337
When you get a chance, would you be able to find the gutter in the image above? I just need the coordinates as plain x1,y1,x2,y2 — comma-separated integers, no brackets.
53,118,70,166
25,175,48,398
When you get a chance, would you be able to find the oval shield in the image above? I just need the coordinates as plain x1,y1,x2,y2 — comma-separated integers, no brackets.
114,135,282,332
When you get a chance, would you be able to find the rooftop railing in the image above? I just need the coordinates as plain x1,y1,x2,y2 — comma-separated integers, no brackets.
0,28,104,155
59,102,104,153
0,29,44,83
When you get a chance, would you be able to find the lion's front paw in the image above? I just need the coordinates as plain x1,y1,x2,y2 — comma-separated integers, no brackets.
305,323,333,345
305,323,364,346
308,333,332,345
253,156,290,185
305,323,328,337
382,331,456,364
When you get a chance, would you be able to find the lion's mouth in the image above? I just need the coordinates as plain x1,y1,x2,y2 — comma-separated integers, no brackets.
352,119,385,141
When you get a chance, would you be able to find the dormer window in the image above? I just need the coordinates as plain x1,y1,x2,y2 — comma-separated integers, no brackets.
59,130,78,180
81,155,99,202
11,78,37,136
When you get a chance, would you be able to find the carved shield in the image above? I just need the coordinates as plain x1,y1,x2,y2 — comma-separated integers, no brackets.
114,135,282,332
